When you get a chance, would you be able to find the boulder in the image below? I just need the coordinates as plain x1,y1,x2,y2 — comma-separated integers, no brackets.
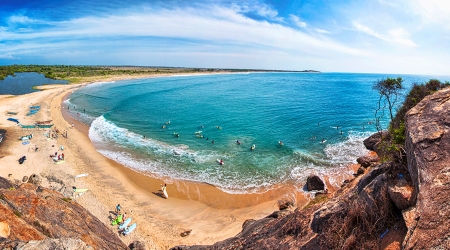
306,175,325,191
356,154,379,168
0,222,10,238
22,176,28,183
403,87,450,249
129,241,146,250
388,179,413,210
356,166,365,175
27,174,41,185
363,131,387,151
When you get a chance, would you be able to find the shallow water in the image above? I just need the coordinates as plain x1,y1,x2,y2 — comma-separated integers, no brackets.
66,72,450,193
0,72,67,95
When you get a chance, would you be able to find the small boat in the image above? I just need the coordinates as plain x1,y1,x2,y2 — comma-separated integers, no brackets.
35,120,52,124
29,105,41,109
20,125,37,129
6,111,18,115
7,118,19,123
37,124,54,129
28,109,39,114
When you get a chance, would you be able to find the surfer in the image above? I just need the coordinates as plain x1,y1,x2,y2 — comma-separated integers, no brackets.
251,144,255,151
166,121,170,125
279,141,284,146
236,140,241,145
219,159,224,165
162,125,166,129
321,140,326,144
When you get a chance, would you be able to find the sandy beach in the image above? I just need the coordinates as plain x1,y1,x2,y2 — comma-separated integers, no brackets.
0,74,359,249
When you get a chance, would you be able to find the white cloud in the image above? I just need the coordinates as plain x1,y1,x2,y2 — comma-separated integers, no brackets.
353,21,417,47
315,28,330,34
8,15,35,24
289,14,307,28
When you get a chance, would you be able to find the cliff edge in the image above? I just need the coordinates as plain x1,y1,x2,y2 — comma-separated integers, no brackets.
0,176,127,249
403,87,450,249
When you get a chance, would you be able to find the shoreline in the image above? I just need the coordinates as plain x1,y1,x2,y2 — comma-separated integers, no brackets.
0,73,362,248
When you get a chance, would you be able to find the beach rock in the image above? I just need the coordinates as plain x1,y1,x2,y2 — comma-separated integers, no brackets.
0,222,10,238
22,176,28,183
0,238,94,250
403,87,450,249
180,230,192,237
356,166,365,175
363,131,387,151
0,177,14,190
277,196,296,210
0,179,126,249
306,175,325,191
27,174,41,185
388,179,413,210
357,154,379,168
129,241,146,250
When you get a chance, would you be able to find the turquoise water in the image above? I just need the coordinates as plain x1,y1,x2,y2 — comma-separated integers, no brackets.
66,72,450,193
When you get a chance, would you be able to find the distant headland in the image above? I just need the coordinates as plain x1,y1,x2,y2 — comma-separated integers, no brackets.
0,65,320,82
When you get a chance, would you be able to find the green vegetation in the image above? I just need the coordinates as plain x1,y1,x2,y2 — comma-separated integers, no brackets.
62,197,72,202
0,65,315,82
375,79,450,162
373,77,404,132
13,210,22,217
303,194,329,210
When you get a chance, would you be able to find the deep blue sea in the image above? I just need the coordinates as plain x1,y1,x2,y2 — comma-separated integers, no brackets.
65,72,450,193
0,72,68,95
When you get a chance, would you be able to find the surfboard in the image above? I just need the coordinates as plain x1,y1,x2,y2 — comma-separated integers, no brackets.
195,131,202,134
75,173,88,178
123,223,137,235
55,160,65,164
119,218,132,230
74,188,88,193
217,159,224,165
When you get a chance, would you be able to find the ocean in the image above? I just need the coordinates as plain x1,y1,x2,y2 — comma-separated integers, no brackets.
65,72,450,194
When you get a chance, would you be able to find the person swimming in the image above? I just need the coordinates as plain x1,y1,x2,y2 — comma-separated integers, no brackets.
250,144,255,151
236,140,241,145
279,141,284,146
219,159,224,165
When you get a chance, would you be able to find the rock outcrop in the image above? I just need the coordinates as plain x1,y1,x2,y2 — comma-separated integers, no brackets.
306,175,325,191
403,87,450,249
0,176,127,249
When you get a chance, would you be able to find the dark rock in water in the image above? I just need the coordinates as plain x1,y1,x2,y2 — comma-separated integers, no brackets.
403,87,450,249
363,131,387,151
129,241,146,250
306,175,325,191
0,179,126,249
22,176,28,183
27,174,41,185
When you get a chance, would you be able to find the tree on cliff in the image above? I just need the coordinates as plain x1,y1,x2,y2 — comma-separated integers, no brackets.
373,77,404,132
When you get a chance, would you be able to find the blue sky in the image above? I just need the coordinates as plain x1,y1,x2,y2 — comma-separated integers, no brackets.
0,0,449,74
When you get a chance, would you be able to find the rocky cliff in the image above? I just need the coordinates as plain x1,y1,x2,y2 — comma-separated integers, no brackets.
403,87,450,249
173,87,450,249
0,176,128,249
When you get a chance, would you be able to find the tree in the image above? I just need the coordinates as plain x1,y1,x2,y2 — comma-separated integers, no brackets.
373,77,404,132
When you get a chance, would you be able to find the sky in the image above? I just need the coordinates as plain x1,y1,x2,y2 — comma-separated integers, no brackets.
0,0,449,75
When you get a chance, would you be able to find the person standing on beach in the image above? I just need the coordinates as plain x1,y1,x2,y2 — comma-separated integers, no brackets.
115,204,121,214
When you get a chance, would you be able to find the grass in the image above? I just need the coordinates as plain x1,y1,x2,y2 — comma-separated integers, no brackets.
303,194,329,210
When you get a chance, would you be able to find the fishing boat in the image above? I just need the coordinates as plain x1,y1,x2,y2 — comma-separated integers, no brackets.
7,118,19,123
20,124,37,129
29,105,41,109
37,124,54,129
6,111,18,115
35,120,52,124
